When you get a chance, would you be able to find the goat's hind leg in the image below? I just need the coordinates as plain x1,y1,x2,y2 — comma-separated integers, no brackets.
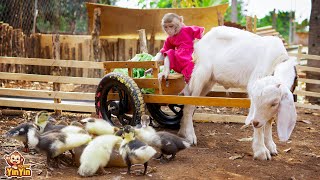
264,118,278,156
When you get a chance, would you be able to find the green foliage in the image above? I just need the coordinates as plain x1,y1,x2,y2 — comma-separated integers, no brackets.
257,11,291,41
295,19,309,32
113,53,155,94
223,0,246,26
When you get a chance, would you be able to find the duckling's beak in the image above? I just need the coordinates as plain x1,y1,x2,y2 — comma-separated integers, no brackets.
5,130,19,138
48,116,56,123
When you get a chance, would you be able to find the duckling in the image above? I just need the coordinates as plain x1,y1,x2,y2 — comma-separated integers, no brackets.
136,115,190,162
78,135,122,177
55,120,69,126
7,123,92,168
34,111,66,133
70,120,84,128
119,125,156,175
5,123,39,152
74,143,127,168
81,117,119,136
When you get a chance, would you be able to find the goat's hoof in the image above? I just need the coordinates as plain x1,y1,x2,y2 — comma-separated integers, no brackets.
253,146,271,160
266,142,278,156
178,130,197,145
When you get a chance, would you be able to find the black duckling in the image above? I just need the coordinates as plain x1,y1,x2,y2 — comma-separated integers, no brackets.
81,117,119,136
5,123,38,152
136,115,190,162
119,125,156,175
77,134,122,177
7,123,92,168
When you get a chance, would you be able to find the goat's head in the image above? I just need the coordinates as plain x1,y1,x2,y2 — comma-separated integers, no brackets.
246,76,297,142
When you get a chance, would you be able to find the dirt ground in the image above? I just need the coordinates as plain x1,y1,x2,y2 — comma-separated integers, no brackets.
0,107,319,180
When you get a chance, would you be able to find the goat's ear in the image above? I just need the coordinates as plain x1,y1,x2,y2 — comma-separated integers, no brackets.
277,85,297,142
245,101,254,125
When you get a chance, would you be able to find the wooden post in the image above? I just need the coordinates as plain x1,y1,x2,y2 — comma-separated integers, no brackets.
138,29,148,53
0,22,3,57
52,34,62,115
246,16,253,32
149,31,155,55
92,8,101,78
71,47,76,76
34,33,41,74
217,11,224,26
77,43,83,77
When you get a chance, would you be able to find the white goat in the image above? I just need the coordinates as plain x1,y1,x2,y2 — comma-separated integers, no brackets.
160,26,297,160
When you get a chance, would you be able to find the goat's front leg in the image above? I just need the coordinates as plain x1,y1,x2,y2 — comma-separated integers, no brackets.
178,105,197,145
252,126,271,160
264,119,278,156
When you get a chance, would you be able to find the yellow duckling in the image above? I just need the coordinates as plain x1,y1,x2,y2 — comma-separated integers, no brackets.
81,117,119,136
119,125,156,175
77,135,122,177
34,111,66,133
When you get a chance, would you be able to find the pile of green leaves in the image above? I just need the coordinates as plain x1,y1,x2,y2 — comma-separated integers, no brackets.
113,53,155,94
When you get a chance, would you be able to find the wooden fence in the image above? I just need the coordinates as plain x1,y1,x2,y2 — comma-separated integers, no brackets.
0,23,165,78
0,49,319,116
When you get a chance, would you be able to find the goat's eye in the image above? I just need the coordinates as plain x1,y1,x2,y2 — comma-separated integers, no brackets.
271,103,278,107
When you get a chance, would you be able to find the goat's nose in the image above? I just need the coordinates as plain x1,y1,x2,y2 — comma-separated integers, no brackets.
252,121,259,127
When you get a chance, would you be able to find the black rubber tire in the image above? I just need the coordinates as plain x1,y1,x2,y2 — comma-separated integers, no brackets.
95,72,145,126
146,103,183,129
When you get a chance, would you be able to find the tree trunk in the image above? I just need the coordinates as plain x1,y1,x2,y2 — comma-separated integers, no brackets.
231,0,237,23
307,0,320,104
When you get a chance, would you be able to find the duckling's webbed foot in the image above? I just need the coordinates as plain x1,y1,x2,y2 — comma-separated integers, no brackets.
155,153,163,160
46,156,59,169
56,154,73,167
23,143,30,153
97,166,110,175
143,162,148,175
168,154,176,161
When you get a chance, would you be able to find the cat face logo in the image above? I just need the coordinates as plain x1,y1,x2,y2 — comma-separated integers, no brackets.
3,151,32,178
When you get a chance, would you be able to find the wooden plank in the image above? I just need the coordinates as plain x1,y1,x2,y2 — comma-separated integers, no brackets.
295,102,320,110
0,72,101,85
256,26,272,32
163,110,246,123
288,52,298,57
0,88,95,100
104,61,160,69
298,78,320,85
193,113,245,123
0,97,95,112
300,54,320,61
0,57,104,69
143,94,250,108
86,3,228,39
294,89,320,98
134,78,160,88
297,65,320,73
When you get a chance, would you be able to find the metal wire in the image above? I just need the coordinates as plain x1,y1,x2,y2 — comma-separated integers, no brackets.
0,0,91,35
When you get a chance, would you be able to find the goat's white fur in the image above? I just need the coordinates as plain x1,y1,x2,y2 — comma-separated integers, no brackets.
178,26,297,160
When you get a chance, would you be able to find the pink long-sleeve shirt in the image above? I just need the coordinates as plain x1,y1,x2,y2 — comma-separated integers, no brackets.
160,26,205,83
